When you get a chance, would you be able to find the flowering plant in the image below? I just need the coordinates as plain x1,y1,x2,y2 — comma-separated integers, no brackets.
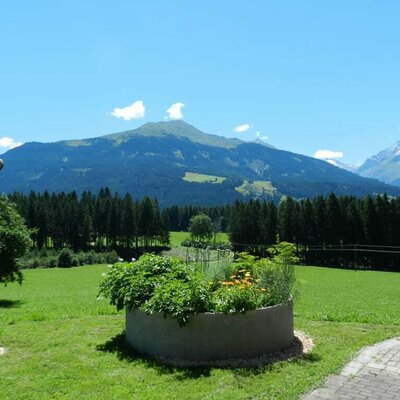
99,243,296,325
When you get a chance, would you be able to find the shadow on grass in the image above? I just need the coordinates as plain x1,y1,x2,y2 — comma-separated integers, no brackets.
96,332,211,379
0,299,23,309
97,332,320,379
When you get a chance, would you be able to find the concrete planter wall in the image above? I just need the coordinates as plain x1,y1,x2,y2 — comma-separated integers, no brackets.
125,300,293,363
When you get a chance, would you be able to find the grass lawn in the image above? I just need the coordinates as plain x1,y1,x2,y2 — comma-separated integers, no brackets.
1,265,400,399
169,231,229,247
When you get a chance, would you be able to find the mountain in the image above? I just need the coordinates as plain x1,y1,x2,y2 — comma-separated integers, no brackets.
358,141,400,186
324,159,359,173
0,120,399,206
250,138,276,149
105,121,243,149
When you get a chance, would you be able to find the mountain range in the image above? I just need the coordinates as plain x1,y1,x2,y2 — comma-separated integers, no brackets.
357,141,400,186
0,120,399,206
317,141,400,187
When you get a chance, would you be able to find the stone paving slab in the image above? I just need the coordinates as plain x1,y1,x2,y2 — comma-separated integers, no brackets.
303,337,400,400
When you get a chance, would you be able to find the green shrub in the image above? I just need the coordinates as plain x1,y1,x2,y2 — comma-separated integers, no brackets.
58,248,74,268
99,254,208,325
142,277,212,326
99,244,297,325
18,249,122,270
99,254,183,311
105,250,119,264
212,285,265,313
46,257,58,268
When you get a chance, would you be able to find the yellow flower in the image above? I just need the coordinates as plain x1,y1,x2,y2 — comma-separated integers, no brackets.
245,272,251,277
230,275,236,279
260,288,267,292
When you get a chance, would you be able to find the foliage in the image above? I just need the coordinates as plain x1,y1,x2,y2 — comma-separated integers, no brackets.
0,195,33,284
8,189,170,252
98,254,183,308
100,244,297,324
189,213,213,243
181,239,231,250
212,264,266,313
18,249,119,269
58,248,75,268
268,242,299,265
142,278,211,326
213,285,266,313
229,194,400,271
216,248,297,312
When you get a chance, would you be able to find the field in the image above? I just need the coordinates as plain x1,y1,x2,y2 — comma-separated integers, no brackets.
183,172,226,184
234,180,276,197
1,265,400,400
169,231,229,247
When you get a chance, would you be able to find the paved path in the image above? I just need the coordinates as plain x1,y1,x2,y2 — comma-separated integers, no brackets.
303,337,400,400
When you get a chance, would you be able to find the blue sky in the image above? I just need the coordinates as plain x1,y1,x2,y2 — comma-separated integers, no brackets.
1,1,400,164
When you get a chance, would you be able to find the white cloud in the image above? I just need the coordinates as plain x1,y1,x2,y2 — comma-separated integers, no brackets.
255,131,268,141
166,102,185,119
313,150,344,160
0,137,23,150
234,124,250,133
110,100,145,120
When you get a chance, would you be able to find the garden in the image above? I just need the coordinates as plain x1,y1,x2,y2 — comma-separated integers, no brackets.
1,249,400,399
98,245,296,364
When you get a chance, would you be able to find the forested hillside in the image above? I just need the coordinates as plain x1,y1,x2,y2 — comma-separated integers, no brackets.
1,121,399,205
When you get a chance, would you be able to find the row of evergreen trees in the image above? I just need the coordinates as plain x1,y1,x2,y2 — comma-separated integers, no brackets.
10,189,400,249
163,204,230,232
8,189,400,269
229,194,400,270
229,193,400,246
9,188,169,252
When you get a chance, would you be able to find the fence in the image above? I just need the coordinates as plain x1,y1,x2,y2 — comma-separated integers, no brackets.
299,244,400,271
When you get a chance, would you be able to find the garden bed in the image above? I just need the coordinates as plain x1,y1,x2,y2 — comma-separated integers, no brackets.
99,245,298,366
126,300,294,364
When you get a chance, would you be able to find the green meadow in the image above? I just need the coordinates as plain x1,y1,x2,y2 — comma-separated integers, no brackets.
169,231,229,247
1,264,399,399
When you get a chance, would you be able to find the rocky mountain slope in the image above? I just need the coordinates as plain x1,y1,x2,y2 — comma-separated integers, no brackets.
358,141,400,186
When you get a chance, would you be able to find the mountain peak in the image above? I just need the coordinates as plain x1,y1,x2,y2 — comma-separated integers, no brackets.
358,140,400,185
104,120,243,149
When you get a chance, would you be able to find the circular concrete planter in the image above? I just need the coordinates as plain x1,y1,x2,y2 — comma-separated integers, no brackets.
125,299,293,363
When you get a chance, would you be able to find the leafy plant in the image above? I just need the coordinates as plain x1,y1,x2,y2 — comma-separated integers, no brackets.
0,196,33,284
99,245,297,325
58,248,75,268
142,277,211,326
212,285,265,313
99,254,206,324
